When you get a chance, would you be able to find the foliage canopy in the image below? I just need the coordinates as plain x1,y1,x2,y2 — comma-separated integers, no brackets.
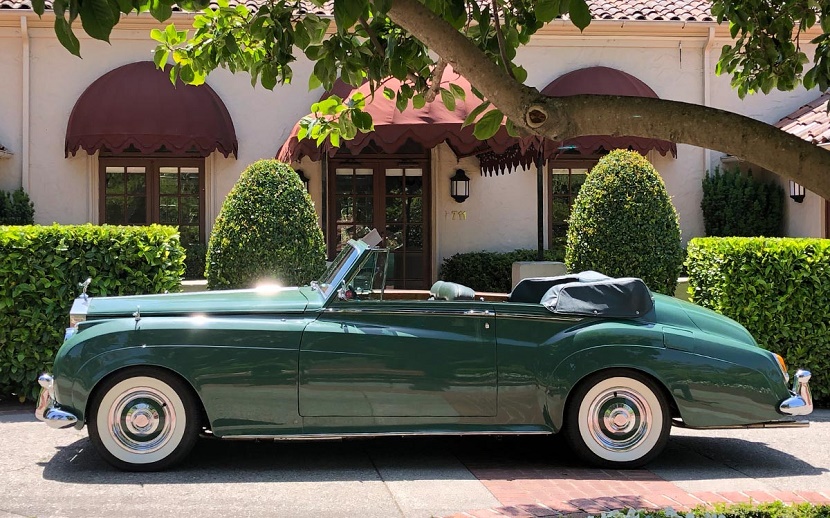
37,0,830,198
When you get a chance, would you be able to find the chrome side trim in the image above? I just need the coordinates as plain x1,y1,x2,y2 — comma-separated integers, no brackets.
780,369,813,416
220,430,553,441
35,374,78,430
672,418,809,430
323,308,495,317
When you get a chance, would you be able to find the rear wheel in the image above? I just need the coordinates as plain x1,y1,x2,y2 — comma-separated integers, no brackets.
88,367,200,471
563,370,670,468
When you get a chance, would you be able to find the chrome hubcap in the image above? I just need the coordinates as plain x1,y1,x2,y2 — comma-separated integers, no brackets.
587,388,651,452
109,388,176,454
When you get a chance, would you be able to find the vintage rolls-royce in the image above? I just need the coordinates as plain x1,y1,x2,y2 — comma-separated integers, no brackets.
36,236,813,471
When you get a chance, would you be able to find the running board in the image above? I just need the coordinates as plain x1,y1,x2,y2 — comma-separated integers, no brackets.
672,418,809,429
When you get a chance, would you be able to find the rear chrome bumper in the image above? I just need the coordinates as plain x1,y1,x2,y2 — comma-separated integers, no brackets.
779,369,813,416
35,374,78,429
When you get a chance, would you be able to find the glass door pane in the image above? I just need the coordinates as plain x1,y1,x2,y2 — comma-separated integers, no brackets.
384,167,424,289
158,165,202,245
333,167,374,252
104,165,147,225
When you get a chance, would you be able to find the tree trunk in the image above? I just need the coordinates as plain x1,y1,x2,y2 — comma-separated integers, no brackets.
388,0,830,201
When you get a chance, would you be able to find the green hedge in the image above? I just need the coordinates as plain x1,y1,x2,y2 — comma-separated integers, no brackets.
0,224,185,401
0,188,34,225
439,247,565,293
686,237,830,402
599,502,830,517
701,166,784,237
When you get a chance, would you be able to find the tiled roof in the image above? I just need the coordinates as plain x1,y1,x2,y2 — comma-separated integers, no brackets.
586,0,713,21
775,94,830,145
0,0,332,13
1,0,714,21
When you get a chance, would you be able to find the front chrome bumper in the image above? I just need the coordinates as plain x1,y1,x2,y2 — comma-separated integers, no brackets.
35,374,78,429
779,369,813,416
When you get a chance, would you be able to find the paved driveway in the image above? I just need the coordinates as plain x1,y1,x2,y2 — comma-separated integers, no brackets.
1,405,829,518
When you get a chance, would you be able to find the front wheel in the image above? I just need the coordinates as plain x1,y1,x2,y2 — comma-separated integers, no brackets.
563,370,670,468
88,367,200,471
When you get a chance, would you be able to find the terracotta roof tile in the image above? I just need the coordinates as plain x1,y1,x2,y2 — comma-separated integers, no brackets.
0,0,331,13
775,94,830,145
2,0,714,21
585,0,713,21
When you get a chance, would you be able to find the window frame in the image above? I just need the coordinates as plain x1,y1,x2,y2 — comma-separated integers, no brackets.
98,156,206,244
548,158,598,246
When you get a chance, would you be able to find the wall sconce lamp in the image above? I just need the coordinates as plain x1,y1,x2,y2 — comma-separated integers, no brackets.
789,180,805,203
450,169,470,203
296,169,310,192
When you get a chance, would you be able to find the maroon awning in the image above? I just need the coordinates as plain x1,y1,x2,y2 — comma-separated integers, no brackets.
66,61,237,158
277,65,675,172
277,66,518,163
534,66,677,160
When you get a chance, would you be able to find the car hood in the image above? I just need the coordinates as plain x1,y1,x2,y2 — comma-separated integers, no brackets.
86,286,319,317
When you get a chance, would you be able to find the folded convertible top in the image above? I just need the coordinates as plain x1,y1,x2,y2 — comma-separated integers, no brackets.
540,275,654,318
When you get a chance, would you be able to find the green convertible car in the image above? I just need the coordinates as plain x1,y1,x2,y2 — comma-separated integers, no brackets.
36,237,813,471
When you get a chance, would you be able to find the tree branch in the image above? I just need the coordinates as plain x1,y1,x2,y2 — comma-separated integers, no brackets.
424,59,447,102
387,0,830,199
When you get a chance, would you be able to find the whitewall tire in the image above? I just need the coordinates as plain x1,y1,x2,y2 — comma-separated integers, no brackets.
564,370,670,468
88,368,200,471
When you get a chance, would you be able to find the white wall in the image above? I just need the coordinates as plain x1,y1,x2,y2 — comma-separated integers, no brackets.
0,23,23,192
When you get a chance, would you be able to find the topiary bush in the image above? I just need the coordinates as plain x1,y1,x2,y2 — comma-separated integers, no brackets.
439,246,566,293
0,188,35,225
206,160,326,289
686,237,830,403
701,166,784,237
565,150,683,295
0,224,185,401
183,242,207,280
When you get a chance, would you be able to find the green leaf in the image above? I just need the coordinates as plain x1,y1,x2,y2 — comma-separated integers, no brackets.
449,83,466,101
473,108,503,140
54,16,81,57
149,0,173,22
462,100,490,128
150,28,166,43
80,0,116,43
440,87,456,112
383,87,395,100
412,94,425,109
568,0,591,31
333,0,367,32
294,20,310,49
153,47,170,68
535,0,560,22
31,0,45,15
308,73,322,91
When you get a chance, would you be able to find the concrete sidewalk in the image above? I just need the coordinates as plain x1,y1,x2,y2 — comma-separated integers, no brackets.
2,405,829,518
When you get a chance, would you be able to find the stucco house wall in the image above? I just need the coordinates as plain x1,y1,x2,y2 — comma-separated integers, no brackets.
0,10,826,285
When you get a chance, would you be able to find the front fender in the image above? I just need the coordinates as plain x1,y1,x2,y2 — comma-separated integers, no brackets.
57,315,312,436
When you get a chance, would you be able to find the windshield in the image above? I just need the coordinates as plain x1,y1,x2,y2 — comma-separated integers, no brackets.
314,242,361,298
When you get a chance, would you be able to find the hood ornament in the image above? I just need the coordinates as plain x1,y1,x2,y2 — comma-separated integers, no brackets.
79,278,92,300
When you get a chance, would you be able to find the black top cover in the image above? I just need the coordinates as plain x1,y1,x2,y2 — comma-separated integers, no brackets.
540,276,653,318
508,271,610,304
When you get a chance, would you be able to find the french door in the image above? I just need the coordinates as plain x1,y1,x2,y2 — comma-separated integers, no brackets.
328,158,431,289
99,157,205,245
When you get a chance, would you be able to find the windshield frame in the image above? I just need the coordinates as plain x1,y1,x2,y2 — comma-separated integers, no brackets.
313,239,368,301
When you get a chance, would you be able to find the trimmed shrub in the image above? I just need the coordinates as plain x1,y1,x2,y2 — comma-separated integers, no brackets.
206,160,325,289
565,150,683,295
183,242,207,280
0,188,34,225
701,166,784,237
440,246,565,293
0,224,185,401
686,237,830,402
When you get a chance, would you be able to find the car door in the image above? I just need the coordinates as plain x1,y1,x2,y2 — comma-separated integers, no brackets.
298,299,497,418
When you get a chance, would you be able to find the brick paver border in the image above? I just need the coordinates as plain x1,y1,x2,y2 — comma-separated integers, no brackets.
446,465,830,518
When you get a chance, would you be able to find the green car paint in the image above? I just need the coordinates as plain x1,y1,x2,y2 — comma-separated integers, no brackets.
47,239,804,444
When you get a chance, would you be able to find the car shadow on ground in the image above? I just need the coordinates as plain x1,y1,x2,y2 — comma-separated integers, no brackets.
39,432,826,484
